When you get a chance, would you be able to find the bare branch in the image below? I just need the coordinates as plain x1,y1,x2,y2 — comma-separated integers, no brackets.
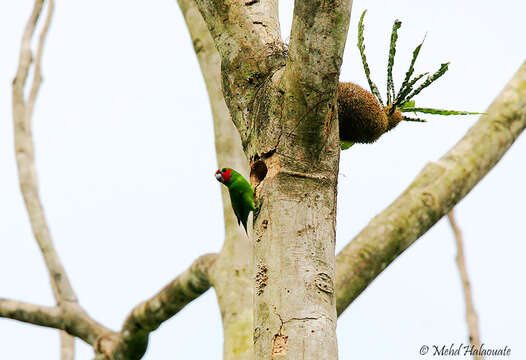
448,210,483,360
287,0,353,98
13,0,43,99
1,253,217,360
335,61,526,315
94,254,217,360
275,0,354,175
12,1,79,357
192,0,281,68
8,4,224,359
122,253,216,334
0,299,111,346
191,0,285,148
27,0,54,117
0,298,62,328
13,0,76,305
61,332,75,360
38,6,73,358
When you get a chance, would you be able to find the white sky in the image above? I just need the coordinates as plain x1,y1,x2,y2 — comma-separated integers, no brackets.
0,1,525,359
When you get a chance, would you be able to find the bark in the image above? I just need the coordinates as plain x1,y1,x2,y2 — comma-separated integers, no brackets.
95,254,216,360
175,1,255,359
61,332,76,360
0,299,110,346
335,61,526,315
1,245,216,360
191,1,353,359
12,0,77,357
13,0,73,305
120,253,215,341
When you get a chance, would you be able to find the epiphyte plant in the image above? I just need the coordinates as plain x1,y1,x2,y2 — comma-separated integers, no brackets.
338,10,482,149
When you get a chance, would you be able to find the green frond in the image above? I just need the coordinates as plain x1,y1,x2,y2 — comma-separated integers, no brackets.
354,12,482,129
394,72,428,107
406,62,450,101
387,19,402,105
401,100,415,109
357,10,384,107
341,141,355,150
401,107,485,115
396,35,425,103
403,116,427,122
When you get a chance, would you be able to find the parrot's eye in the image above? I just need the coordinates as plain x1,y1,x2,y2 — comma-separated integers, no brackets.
221,168,226,173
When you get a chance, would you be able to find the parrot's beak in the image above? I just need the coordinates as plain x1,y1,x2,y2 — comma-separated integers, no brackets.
215,172,223,182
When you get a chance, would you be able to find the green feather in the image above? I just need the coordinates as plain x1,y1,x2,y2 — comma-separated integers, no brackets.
219,168,255,234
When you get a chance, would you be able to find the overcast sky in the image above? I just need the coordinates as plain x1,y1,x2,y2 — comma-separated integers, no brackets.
1,1,525,359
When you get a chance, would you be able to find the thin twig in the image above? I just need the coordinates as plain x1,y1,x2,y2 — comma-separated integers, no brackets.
448,210,483,360
27,0,55,117
12,1,77,358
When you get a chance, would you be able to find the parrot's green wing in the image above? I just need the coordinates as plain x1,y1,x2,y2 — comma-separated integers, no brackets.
229,189,253,233
227,171,255,234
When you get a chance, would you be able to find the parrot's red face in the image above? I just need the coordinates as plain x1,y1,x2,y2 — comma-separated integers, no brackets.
215,168,232,184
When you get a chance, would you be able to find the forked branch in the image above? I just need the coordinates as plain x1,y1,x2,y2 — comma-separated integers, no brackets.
7,3,219,358
13,0,75,306
12,0,79,357
192,0,285,141
1,254,217,360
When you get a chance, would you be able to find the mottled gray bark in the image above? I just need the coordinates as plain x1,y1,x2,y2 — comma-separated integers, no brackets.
12,0,77,357
190,1,354,359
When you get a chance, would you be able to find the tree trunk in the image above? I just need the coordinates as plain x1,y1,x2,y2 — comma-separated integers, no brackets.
189,1,352,358
252,143,340,359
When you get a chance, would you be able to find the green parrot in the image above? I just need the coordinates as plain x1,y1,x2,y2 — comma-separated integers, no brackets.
215,167,255,234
